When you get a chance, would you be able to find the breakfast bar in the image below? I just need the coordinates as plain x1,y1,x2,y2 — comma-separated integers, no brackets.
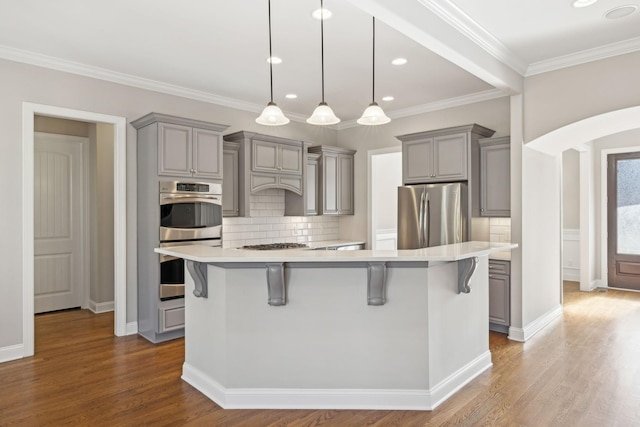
155,241,516,411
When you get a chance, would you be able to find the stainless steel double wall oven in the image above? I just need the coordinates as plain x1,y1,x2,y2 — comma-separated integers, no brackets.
158,181,222,300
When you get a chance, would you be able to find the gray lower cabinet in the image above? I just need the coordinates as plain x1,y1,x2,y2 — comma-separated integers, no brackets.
479,136,510,217
222,141,240,217
489,259,510,333
131,113,229,343
309,145,356,216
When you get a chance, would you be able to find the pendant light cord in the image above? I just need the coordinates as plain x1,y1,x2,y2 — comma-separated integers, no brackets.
372,17,375,103
320,0,325,104
268,0,274,103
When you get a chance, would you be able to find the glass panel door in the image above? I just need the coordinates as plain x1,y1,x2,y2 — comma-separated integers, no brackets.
608,152,640,290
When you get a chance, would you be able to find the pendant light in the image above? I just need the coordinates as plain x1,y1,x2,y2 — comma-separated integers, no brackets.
307,0,340,125
256,0,289,126
358,17,390,126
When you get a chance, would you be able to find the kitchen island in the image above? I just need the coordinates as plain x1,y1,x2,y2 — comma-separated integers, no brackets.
155,241,516,411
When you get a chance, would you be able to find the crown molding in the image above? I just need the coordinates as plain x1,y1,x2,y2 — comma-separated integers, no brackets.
0,44,321,126
1,44,502,130
337,89,507,130
416,0,527,75
0,44,270,114
526,36,640,76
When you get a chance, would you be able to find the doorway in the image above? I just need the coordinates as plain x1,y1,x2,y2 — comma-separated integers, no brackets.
607,152,640,290
34,132,87,313
22,103,128,358
368,147,402,249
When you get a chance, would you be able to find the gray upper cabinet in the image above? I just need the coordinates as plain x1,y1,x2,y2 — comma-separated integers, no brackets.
400,132,470,184
252,139,303,175
132,113,227,180
222,141,240,217
306,153,320,216
223,131,310,217
397,124,496,227
479,136,510,217
309,145,356,216
131,113,229,343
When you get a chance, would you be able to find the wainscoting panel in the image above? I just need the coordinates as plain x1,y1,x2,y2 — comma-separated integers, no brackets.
563,229,580,282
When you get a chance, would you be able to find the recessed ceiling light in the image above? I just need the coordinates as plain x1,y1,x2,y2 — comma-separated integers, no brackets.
572,0,598,8
382,96,394,102
285,94,297,99
604,4,637,19
391,58,407,66
267,56,282,64
312,8,332,20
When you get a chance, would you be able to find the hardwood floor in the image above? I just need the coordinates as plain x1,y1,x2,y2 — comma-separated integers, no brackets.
2,282,640,426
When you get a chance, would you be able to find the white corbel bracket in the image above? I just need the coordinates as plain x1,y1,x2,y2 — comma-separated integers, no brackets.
266,263,286,306
367,262,387,305
457,257,478,294
186,260,208,298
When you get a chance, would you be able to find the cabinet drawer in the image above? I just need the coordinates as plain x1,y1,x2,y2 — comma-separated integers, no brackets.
489,260,510,275
159,306,185,333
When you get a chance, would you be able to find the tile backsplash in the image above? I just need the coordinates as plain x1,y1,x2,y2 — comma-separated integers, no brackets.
222,189,339,248
489,218,511,243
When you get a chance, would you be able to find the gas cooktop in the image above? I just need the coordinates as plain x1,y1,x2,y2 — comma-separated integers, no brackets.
241,243,308,250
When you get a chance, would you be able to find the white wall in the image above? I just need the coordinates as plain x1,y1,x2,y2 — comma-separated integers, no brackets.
521,146,562,329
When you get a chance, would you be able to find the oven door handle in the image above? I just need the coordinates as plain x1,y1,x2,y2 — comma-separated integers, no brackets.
160,194,221,205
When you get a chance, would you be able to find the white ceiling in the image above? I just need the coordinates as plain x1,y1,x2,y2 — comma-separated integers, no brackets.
1,0,639,126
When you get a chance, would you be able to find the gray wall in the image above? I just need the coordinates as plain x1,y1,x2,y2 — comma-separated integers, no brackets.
336,96,511,243
524,52,640,143
0,58,338,349
3,48,640,352
562,149,580,230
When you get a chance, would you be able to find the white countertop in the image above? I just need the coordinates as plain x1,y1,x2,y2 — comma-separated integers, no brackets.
155,241,517,263
305,240,366,249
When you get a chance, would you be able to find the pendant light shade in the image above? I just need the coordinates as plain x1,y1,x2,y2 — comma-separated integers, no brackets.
357,101,390,125
308,102,340,125
256,101,290,126
357,17,390,126
307,0,340,126
256,0,289,126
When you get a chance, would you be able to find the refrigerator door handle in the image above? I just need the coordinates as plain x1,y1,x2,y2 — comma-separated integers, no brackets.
425,197,430,247
419,192,424,248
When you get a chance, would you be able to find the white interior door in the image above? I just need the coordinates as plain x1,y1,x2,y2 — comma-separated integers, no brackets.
34,133,86,313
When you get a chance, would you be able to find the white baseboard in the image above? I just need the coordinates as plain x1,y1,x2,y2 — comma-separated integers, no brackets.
125,321,138,336
181,351,492,411
562,267,580,282
508,304,563,342
88,299,114,314
0,344,25,363
428,350,492,410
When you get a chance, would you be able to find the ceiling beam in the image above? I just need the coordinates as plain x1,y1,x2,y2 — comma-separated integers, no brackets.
345,0,524,95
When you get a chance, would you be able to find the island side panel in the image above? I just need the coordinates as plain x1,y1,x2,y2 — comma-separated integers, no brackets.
183,265,229,389
426,255,491,391
223,265,431,390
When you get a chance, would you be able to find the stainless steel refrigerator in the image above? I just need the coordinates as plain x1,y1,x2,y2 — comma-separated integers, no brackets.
397,183,468,249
